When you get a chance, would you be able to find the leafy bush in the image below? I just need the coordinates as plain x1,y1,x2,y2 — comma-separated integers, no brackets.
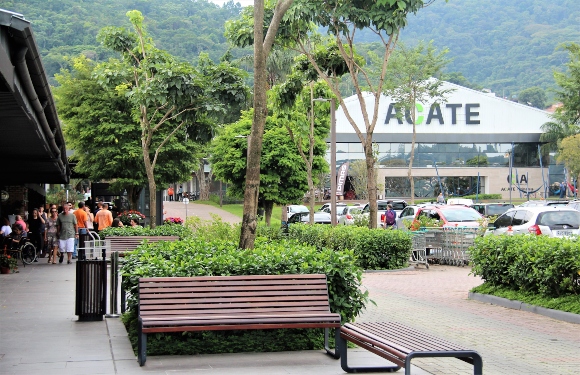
470,235,580,297
120,237,367,355
287,224,411,270
99,223,191,239
185,214,240,241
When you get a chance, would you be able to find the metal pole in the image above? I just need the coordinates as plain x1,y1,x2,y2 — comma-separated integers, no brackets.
106,251,119,318
509,149,513,205
330,98,337,226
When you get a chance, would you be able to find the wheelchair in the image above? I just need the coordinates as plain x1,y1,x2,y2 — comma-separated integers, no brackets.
4,236,37,266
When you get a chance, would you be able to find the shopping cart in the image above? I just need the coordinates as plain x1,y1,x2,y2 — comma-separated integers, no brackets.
410,231,428,269
78,230,106,259
423,227,445,264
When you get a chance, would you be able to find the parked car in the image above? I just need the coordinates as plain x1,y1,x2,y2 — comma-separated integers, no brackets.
362,199,407,227
486,206,580,237
471,203,514,217
519,200,569,208
447,198,474,206
287,212,332,225
318,202,347,213
414,205,483,228
286,205,309,218
337,205,365,225
396,204,434,229
567,200,580,212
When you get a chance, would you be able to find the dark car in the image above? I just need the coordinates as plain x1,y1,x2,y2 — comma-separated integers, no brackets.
472,203,514,217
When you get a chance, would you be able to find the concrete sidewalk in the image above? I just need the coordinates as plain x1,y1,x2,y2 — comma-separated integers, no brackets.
1,203,579,374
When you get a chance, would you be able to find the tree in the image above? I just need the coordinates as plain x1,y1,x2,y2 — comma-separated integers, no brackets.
225,0,296,248
211,109,325,225
518,86,547,109
541,43,580,152
379,41,453,204
227,0,439,229
557,134,580,183
96,10,247,226
54,55,200,209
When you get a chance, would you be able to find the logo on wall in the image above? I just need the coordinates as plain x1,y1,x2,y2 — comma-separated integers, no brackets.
385,103,481,125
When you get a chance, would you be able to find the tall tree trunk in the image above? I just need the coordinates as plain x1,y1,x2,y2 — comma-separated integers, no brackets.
239,1,267,249
365,138,378,228
197,160,212,201
408,99,417,204
127,186,142,210
143,144,157,228
264,200,273,226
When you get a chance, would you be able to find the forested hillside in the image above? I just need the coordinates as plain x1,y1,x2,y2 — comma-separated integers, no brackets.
3,0,579,98
400,0,580,97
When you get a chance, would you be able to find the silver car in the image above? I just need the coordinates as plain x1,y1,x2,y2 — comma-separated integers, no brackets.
486,206,580,237
337,206,365,225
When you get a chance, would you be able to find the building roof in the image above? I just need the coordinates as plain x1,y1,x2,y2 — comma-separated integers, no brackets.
0,9,69,184
335,81,552,144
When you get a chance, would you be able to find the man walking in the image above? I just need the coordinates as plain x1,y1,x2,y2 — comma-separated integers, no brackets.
56,203,78,264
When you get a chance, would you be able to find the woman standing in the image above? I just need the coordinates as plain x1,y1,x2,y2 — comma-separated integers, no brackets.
45,208,59,264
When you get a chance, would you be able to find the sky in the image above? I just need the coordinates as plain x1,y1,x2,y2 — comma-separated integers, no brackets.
208,0,254,7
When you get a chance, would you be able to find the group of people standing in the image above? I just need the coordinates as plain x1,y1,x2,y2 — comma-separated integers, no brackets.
167,185,183,201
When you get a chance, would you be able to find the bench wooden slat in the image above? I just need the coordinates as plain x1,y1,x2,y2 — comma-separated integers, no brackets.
140,306,332,315
136,273,341,366
139,274,327,282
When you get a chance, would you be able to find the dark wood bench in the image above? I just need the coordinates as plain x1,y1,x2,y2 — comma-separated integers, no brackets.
338,322,482,374
105,236,179,257
137,274,342,366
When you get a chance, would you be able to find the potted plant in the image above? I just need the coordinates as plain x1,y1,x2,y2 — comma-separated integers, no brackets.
164,217,184,225
118,210,146,226
0,253,18,274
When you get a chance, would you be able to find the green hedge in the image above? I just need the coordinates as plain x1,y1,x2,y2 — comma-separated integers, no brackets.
99,223,191,239
120,237,367,355
286,224,411,270
470,235,580,297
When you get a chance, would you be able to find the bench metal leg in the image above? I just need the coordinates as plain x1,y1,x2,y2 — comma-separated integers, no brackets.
406,351,483,375
137,319,146,366
324,328,340,359
339,334,401,373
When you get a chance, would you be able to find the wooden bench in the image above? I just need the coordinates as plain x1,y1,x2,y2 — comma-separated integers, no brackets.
105,236,179,257
137,274,341,366
338,322,482,374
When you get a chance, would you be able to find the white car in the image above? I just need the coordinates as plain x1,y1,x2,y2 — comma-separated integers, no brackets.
486,206,580,237
337,206,365,225
286,205,309,218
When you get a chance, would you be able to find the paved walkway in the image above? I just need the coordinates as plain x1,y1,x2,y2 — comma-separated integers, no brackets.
1,203,579,374
162,201,241,224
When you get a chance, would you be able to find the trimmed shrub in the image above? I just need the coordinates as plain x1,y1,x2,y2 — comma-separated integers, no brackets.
100,223,191,239
470,235,580,297
287,224,411,270
120,237,367,355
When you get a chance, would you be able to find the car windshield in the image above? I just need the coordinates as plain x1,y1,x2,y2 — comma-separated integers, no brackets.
391,202,406,210
442,209,482,222
538,211,580,227
487,204,513,215
289,206,309,213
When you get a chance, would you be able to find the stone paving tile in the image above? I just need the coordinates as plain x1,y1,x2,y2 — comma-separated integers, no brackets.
359,265,580,375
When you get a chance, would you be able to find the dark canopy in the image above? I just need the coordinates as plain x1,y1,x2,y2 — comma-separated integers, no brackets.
0,9,69,184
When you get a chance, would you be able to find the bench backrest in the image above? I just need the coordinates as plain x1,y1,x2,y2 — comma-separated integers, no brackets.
106,236,179,255
138,274,333,318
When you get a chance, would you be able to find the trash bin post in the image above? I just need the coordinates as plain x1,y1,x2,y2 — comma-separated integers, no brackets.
106,251,120,318
75,250,107,321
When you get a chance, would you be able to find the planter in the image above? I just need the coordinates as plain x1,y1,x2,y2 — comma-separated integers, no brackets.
1,266,11,274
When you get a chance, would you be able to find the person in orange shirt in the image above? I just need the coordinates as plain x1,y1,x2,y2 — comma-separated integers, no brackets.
167,186,174,201
73,202,90,259
94,203,113,232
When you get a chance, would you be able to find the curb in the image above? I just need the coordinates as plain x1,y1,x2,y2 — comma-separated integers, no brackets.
364,266,416,273
468,292,580,325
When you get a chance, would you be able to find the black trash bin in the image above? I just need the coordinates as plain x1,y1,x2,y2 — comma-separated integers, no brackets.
75,249,107,321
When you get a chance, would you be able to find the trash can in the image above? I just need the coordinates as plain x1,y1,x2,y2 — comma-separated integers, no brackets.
75,249,107,321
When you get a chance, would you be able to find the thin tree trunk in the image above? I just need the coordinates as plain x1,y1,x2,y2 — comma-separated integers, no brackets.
408,99,417,204
239,2,267,249
127,186,142,210
143,144,157,228
365,138,378,228
264,200,273,226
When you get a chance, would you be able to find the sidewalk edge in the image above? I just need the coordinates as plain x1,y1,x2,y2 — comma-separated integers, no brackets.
468,292,580,324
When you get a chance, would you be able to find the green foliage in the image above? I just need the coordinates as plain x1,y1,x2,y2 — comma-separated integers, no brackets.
465,155,489,166
471,283,580,315
287,225,411,270
119,236,368,355
99,223,191,239
518,87,547,109
557,134,580,180
470,235,580,297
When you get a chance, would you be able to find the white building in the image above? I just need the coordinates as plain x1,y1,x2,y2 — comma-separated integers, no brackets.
333,82,562,200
